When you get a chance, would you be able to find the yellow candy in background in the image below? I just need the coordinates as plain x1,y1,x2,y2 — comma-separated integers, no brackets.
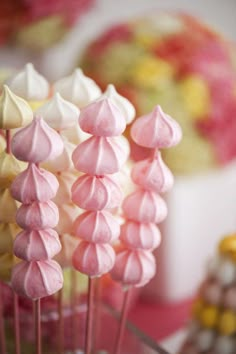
218,310,236,335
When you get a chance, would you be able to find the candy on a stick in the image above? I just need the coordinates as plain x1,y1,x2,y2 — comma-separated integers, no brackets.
53,68,101,107
111,105,182,354
71,97,128,354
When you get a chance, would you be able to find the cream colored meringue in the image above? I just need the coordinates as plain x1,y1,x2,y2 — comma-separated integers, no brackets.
16,200,59,230
72,136,128,175
42,137,76,172
54,233,78,268
72,174,123,211
53,68,101,107
35,92,80,130
122,189,167,223
79,98,126,136
0,223,21,253
53,171,76,205
73,210,120,243
11,116,64,163
0,85,33,129
11,259,63,299
0,134,6,153
0,151,23,190
8,63,49,101
131,105,182,149
14,229,61,261
11,163,59,203
56,204,80,235
111,249,156,287
72,241,115,277
0,189,19,223
61,123,90,145
99,84,135,124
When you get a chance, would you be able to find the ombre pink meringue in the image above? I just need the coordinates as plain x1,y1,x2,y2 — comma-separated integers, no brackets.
120,221,161,250
79,98,126,137
56,204,79,234
131,105,182,149
73,210,120,243
11,116,64,163
11,260,63,299
111,249,156,287
122,189,167,223
16,201,59,230
131,152,174,193
13,229,61,261
72,241,115,277
72,174,122,210
72,136,127,175
11,163,59,203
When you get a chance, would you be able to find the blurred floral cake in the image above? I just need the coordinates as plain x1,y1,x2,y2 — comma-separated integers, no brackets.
180,234,236,354
80,11,236,175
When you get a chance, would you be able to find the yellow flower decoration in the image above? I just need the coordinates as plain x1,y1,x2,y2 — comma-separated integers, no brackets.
130,56,174,88
179,75,210,119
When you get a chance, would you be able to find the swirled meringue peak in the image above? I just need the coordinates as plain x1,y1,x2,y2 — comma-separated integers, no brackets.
79,98,126,136
42,137,76,173
11,260,63,299
120,221,161,250
100,84,135,124
111,249,156,287
16,200,59,230
11,116,64,163
36,93,80,130
72,136,127,175
131,105,182,149
53,68,101,107
0,85,33,129
11,163,59,203
8,63,49,101
122,189,167,223
72,241,115,277
13,229,61,261
73,210,120,243
131,151,174,193
72,174,122,210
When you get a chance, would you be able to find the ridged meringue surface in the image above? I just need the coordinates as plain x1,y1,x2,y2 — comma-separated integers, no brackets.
11,163,59,203
16,201,59,230
73,210,120,243
8,63,49,101
72,174,122,210
53,68,101,107
122,189,167,223
72,241,115,277
131,105,182,148
13,229,61,261
72,136,127,175
36,92,80,130
11,260,63,299
11,116,64,163
0,85,33,129
79,98,126,136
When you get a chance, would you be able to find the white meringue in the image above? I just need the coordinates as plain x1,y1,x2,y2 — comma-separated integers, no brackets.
8,63,49,101
53,68,101,107
35,92,80,131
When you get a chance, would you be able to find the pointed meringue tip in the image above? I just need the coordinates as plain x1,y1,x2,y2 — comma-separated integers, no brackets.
106,84,116,93
25,63,34,72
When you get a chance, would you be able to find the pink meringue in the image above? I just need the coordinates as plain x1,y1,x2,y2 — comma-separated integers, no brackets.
131,152,174,193
131,105,182,149
122,189,167,223
120,221,161,250
79,98,126,136
11,116,64,163
72,241,115,277
11,260,63,299
72,136,127,175
72,174,122,210
13,229,61,261
73,210,120,243
35,92,80,130
111,249,156,287
10,163,59,203
16,201,59,230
